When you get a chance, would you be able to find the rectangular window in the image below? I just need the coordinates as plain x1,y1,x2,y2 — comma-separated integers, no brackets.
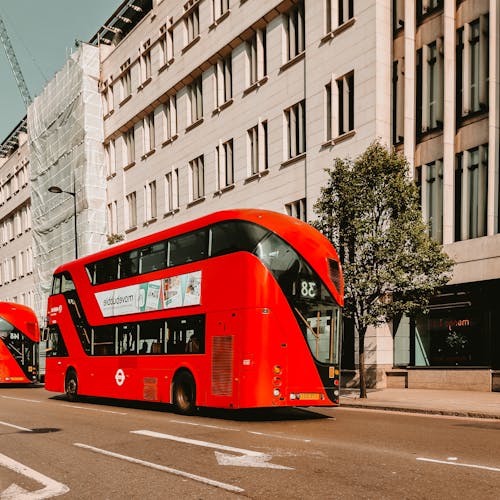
165,167,179,213
189,155,205,202
392,59,404,144
216,139,234,191
160,20,174,68
140,40,152,83
325,82,332,141
123,129,135,166
285,100,306,159
184,5,200,46
214,53,232,108
338,0,354,26
420,160,444,243
144,180,157,222
105,140,116,177
457,16,489,119
455,144,488,240
143,112,155,155
126,191,137,229
247,29,267,86
285,0,305,61
161,95,177,142
247,120,268,176
120,60,132,102
285,198,307,221
337,72,354,135
107,201,118,235
418,40,443,134
417,0,442,21
188,76,203,124
102,83,114,116
212,0,229,22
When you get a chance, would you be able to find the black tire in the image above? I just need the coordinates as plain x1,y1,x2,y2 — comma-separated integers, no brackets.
65,370,78,402
173,371,196,415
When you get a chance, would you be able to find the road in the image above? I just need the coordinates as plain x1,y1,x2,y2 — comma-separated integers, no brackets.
0,386,499,499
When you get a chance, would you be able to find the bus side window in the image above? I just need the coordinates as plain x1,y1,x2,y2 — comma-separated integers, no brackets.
168,230,208,267
51,275,62,295
139,242,167,274
47,325,68,357
120,250,139,279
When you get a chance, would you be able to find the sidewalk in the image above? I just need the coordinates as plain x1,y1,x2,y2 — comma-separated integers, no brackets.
340,388,500,419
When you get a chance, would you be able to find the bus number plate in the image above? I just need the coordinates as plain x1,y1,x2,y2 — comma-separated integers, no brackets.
298,392,321,400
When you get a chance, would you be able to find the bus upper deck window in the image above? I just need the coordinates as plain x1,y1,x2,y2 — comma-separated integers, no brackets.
51,275,62,295
61,274,76,293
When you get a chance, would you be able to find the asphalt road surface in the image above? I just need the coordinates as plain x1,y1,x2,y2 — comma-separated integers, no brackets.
1,385,499,499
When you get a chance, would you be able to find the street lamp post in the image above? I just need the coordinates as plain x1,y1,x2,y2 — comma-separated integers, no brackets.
48,184,78,260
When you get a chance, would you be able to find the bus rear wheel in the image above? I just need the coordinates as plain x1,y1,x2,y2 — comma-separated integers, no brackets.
65,370,78,402
173,371,196,415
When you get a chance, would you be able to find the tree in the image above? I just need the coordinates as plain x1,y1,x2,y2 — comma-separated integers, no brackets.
313,141,453,398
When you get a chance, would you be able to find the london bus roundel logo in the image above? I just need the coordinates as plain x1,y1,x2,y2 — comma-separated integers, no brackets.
115,369,125,386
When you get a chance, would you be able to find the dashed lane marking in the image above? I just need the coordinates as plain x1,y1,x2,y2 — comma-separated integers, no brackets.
417,457,500,473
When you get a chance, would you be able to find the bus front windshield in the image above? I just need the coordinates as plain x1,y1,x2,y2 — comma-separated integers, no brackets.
254,233,341,365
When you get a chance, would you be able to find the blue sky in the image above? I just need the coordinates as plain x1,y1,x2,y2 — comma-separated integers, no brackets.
0,0,120,141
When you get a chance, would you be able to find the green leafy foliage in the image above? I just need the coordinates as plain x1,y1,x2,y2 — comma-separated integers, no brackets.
313,141,454,396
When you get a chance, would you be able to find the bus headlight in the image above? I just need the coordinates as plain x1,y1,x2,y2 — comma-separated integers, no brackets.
273,388,280,397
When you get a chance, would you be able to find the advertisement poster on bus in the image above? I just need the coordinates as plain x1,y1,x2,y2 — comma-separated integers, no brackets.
95,271,201,317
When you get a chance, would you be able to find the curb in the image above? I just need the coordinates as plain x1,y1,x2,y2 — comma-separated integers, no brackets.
339,401,500,420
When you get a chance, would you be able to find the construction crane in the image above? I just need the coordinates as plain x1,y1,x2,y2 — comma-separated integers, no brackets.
0,13,32,107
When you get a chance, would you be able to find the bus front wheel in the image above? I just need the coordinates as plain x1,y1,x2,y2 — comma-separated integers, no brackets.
65,370,78,402
173,371,196,415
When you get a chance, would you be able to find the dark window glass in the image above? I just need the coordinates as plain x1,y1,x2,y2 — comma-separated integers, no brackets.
140,242,167,274
46,324,68,357
209,221,268,257
120,250,139,279
92,325,115,356
168,230,208,267
117,323,138,355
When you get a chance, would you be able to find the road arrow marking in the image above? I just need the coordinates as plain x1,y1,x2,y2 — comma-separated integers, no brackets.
74,443,244,493
131,429,293,470
0,453,69,499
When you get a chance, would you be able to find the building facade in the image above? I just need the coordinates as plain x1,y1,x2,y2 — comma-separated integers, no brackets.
0,120,35,308
0,0,498,390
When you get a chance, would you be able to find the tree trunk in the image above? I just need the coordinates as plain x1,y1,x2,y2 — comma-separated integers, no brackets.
358,328,367,398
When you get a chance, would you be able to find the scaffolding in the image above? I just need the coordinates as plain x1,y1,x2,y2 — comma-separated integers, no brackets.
28,43,107,318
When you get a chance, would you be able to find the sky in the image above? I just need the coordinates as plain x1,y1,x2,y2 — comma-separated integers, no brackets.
0,0,121,141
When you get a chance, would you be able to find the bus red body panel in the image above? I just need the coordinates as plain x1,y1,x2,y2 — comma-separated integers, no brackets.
0,302,39,384
45,209,343,409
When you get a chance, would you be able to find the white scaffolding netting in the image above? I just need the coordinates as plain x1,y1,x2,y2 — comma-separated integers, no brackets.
28,44,107,318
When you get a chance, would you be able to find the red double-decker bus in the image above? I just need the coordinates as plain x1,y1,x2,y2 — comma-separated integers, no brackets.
44,209,343,413
0,302,39,384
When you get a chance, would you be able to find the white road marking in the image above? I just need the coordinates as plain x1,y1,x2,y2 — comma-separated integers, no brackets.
248,431,311,443
1,396,41,403
61,405,127,415
0,452,69,499
0,421,31,432
169,420,240,432
417,457,500,473
132,429,293,469
74,443,244,493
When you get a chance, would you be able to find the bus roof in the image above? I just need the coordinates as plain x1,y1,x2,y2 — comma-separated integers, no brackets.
53,208,340,276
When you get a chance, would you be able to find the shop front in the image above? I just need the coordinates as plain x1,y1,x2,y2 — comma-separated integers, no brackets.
393,280,500,391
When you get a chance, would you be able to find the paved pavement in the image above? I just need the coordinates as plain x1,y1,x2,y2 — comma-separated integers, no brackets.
340,388,500,419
